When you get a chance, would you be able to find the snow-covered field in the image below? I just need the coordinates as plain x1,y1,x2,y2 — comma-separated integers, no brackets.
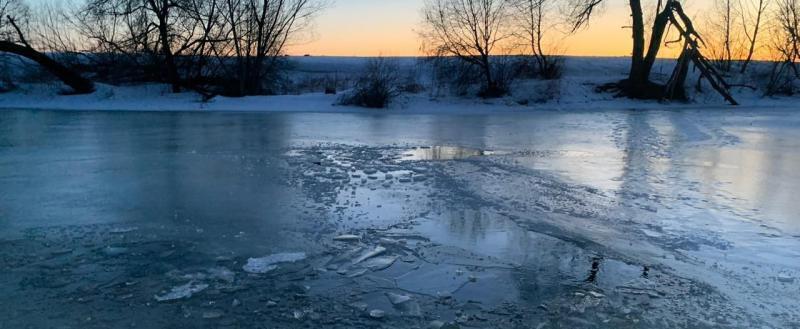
0,56,797,113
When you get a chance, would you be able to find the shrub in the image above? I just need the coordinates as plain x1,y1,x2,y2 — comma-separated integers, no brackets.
429,56,522,98
338,58,400,108
430,57,483,96
765,61,800,96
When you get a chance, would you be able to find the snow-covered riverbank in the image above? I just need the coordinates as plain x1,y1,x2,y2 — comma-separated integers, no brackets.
1,56,798,114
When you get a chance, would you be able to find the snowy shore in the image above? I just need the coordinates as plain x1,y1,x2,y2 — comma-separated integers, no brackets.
1,56,797,113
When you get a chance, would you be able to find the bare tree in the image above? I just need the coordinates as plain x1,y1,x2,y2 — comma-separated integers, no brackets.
766,0,800,94
569,0,737,104
338,57,401,108
739,0,769,73
420,0,512,97
0,0,28,89
78,0,230,93
1,0,29,45
570,0,666,96
0,0,94,93
706,0,738,72
81,0,184,92
509,0,564,79
219,0,326,96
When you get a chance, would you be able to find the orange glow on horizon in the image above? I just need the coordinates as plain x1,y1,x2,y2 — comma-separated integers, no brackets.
287,0,776,60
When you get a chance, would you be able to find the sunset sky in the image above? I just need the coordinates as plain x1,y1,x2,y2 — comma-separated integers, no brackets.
287,0,717,57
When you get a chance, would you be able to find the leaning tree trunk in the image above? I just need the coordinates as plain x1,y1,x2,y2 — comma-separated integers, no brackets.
664,43,691,100
0,41,94,94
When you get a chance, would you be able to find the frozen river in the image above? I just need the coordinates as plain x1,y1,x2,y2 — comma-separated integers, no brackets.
1,108,798,328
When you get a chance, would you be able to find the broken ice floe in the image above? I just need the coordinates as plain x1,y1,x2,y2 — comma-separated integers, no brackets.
243,252,307,274
154,281,209,302
385,292,422,317
363,255,399,271
386,292,412,305
353,246,386,264
179,267,236,283
369,309,386,319
333,234,361,242
777,272,795,283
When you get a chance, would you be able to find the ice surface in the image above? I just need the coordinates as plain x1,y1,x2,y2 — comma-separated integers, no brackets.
1,108,799,328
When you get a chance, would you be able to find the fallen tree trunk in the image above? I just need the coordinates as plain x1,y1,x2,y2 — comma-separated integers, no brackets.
0,41,94,94
667,14,739,105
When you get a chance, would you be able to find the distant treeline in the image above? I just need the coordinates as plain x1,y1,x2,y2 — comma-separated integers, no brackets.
1,0,326,96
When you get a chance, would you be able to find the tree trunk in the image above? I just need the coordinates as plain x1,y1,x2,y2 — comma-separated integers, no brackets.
158,25,180,93
0,41,94,94
741,0,765,74
149,0,181,93
480,55,499,97
628,0,646,84
641,3,673,80
665,44,691,100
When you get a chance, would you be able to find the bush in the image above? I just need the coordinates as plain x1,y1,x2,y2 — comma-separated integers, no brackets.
765,61,800,96
429,56,521,98
338,58,400,108
511,56,564,81
538,57,564,80
429,57,483,96
399,62,425,94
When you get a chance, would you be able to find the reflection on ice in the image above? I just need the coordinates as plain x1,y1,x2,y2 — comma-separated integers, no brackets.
401,146,497,161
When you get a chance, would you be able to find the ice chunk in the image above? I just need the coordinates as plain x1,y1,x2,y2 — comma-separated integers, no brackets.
386,292,412,305
346,268,369,278
777,272,795,283
154,281,209,302
363,256,398,271
333,234,361,242
208,267,235,283
369,309,385,319
385,292,421,317
587,291,605,298
353,246,387,264
379,238,403,246
243,252,307,274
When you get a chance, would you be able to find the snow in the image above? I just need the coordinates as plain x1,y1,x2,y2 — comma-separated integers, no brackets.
1,56,798,114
